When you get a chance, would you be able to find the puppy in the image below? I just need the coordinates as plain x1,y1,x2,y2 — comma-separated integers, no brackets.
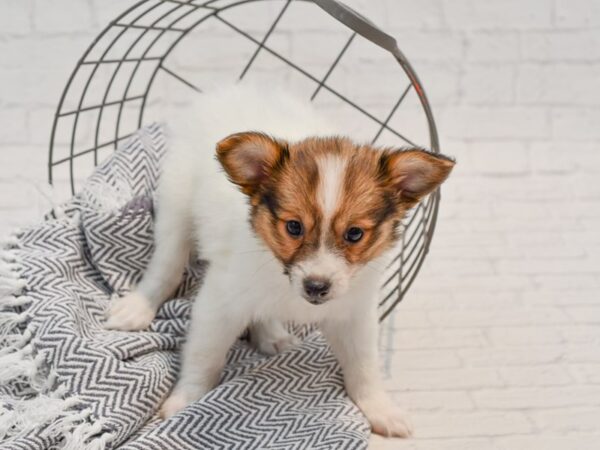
106,85,454,437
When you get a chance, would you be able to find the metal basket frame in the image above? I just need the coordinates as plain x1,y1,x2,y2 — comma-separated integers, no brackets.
48,0,442,321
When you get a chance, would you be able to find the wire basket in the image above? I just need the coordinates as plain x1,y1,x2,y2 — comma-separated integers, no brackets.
48,0,442,321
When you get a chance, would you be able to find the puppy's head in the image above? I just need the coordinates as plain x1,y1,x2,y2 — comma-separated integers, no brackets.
217,132,454,305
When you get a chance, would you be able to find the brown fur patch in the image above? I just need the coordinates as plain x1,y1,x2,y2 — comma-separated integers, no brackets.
217,134,454,268
216,132,288,196
380,148,455,206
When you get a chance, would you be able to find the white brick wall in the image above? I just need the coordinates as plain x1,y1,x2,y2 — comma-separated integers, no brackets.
1,0,600,448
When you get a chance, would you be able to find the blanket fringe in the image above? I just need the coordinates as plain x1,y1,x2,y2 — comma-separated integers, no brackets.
0,233,113,449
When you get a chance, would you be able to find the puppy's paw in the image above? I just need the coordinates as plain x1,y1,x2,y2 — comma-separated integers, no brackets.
105,291,156,331
160,391,190,419
358,397,414,438
160,381,213,418
257,333,300,356
249,321,300,356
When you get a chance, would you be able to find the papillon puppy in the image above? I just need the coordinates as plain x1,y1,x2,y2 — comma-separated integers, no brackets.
106,84,454,437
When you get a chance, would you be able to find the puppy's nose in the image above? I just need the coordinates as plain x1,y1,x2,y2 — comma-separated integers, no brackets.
303,277,331,303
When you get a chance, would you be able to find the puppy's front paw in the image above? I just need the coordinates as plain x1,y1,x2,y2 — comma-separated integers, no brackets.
358,397,413,438
105,291,156,331
160,382,212,418
160,391,190,419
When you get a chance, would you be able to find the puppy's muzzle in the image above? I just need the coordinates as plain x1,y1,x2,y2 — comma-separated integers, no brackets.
302,277,332,305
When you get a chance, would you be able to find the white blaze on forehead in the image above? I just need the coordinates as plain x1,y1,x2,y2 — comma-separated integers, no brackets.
297,154,350,297
317,155,347,228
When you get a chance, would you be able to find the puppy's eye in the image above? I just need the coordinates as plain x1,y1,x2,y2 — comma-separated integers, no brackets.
286,220,304,237
344,227,364,243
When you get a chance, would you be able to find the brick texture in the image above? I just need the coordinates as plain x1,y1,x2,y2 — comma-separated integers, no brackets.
1,0,599,448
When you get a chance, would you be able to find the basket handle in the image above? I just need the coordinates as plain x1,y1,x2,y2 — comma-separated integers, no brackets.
311,0,402,59
311,0,440,153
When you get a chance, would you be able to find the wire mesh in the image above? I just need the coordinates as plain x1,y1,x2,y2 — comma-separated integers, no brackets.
48,0,442,321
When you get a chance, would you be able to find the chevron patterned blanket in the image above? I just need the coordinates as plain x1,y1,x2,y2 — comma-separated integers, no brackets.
0,124,369,449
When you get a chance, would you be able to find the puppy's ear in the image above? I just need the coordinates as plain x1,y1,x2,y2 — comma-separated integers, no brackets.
216,132,287,195
381,149,455,206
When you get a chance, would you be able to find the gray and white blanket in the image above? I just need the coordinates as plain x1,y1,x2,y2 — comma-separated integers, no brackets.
0,124,369,449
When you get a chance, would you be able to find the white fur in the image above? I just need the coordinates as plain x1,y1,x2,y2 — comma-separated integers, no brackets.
290,246,350,301
105,84,412,437
318,155,346,225
287,154,351,300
